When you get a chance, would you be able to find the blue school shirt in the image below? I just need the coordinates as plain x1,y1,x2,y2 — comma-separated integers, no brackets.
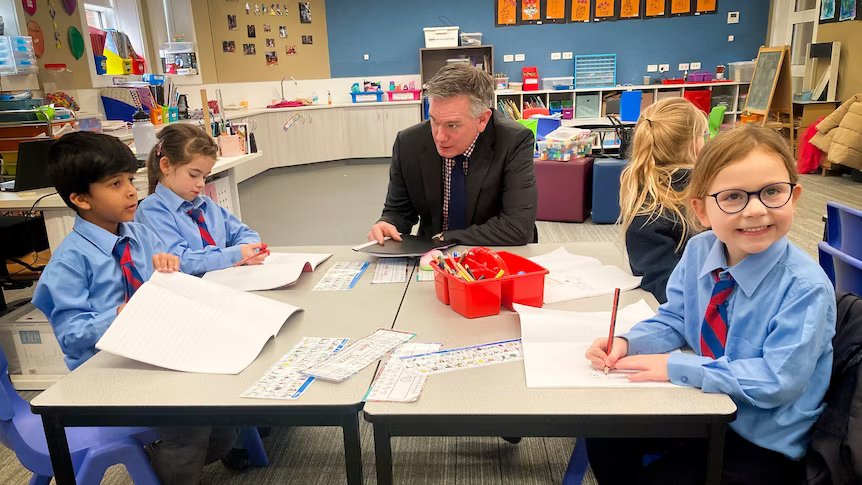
32,216,165,370
621,231,835,460
135,182,260,274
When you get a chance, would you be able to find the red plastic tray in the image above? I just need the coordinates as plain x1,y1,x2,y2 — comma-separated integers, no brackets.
432,251,549,319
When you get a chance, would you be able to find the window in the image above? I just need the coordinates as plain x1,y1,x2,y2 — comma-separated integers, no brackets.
84,3,116,30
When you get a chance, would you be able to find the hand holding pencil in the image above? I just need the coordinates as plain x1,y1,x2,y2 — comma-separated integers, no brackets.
235,242,270,266
584,288,629,372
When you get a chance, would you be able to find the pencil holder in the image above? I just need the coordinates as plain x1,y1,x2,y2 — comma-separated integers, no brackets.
432,251,548,319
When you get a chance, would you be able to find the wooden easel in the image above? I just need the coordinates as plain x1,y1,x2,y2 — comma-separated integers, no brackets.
744,45,794,148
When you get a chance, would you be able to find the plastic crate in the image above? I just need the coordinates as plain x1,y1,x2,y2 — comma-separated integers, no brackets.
575,54,616,89
688,71,713,83
729,61,755,83
424,26,459,48
432,252,549,319
351,91,384,103
542,76,574,90
385,90,420,102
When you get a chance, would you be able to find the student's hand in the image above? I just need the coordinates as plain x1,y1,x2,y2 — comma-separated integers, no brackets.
367,222,402,245
240,243,269,265
153,253,180,272
117,303,126,315
585,337,629,370
614,355,671,382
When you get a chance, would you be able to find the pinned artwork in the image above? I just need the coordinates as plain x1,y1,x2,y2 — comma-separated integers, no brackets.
571,0,589,22
243,43,256,55
495,0,517,26
263,23,271,31
245,2,250,14
299,2,311,23
286,45,296,55
67,26,84,59
266,38,275,47
228,14,237,30
521,0,540,23
27,21,44,57
270,3,276,15
301,35,312,44
22,0,37,15
248,24,256,37
279,26,287,38
63,0,76,15
261,4,268,14
619,0,641,19
265,51,278,66
223,40,236,52
254,3,260,15
275,4,282,15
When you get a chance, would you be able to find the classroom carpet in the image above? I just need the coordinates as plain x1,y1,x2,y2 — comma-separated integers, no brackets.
2,159,860,485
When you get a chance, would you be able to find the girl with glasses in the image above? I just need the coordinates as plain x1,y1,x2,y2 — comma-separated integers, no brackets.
585,125,836,485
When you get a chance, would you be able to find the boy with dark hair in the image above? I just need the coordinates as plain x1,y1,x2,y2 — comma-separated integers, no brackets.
33,132,238,484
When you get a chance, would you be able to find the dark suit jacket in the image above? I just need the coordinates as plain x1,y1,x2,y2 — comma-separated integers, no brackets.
378,111,538,246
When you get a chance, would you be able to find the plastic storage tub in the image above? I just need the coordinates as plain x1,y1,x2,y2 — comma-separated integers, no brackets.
729,61,756,83
688,71,713,83
459,32,482,46
351,91,384,103
386,90,420,101
542,76,575,90
432,252,549,319
538,127,592,161
424,26,459,48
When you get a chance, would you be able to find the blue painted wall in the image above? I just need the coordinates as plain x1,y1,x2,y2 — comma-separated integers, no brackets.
325,0,770,85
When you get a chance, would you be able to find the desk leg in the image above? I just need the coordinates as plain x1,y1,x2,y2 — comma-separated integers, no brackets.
705,423,727,485
373,424,393,485
42,415,77,485
342,412,363,485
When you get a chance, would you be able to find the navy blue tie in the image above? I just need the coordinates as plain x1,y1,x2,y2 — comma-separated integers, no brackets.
448,155,467,231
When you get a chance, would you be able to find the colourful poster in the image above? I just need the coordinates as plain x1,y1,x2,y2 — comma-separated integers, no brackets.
595,0,615,18
497,0,517,25
645,0,666,16
839,0,857,21
671,0,692,15
571,0,590,21
696,0,717,13
523,0,541,21
547,0,566,19
620,0,641,18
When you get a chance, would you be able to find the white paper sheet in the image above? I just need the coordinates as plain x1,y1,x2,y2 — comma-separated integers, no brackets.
202,252,331,291
399,339,524,377
301,329,416,382
416,269,435,282
96,272,302,374
371,258,409,284
515,301,677,388
365,342,443,402
529,247,642,303
312,262,370,291
241,337,349,400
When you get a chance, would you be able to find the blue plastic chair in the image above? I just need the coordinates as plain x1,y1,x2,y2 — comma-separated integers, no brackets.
824,202,862,261
818,242,862,295
0,343,160,485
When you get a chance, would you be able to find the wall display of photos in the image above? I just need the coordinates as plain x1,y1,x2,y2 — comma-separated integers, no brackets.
497,0,720,25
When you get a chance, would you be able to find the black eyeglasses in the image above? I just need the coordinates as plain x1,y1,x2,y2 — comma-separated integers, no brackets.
708,182,797,214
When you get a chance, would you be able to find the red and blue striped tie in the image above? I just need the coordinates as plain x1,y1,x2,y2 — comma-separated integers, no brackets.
112,237,144,302
701,270,735,359
187,208,216,247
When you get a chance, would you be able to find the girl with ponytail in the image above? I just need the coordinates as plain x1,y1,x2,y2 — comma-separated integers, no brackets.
619,97,708,303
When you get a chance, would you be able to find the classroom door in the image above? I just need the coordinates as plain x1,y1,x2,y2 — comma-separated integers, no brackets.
771,0,821,94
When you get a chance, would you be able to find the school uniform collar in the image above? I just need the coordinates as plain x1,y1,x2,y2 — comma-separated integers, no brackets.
72,215,138,257
155,182,206,212
698,232,788,297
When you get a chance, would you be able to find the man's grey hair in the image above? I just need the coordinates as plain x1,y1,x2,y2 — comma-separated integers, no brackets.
424,64,494,118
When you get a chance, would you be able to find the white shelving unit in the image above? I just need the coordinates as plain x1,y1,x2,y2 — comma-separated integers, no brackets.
494,81,751,124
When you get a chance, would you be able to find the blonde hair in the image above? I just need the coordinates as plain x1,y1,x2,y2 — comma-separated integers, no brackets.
619,98,708,249
146,124,219,194
686,125,798,231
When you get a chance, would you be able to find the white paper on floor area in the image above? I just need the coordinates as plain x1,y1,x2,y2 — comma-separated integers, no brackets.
515,300,677,389
528,247,642,303
202,253,331,291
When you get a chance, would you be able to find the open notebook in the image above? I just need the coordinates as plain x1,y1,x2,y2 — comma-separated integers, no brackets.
96,271,303,374
202,252,331,291
515,300,677,389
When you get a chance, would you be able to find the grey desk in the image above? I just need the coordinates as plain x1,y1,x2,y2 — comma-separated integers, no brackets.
364,243,737,485
31,246,411,485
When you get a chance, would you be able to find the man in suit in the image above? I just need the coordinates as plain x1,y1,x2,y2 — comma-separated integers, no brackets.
367,64,538,246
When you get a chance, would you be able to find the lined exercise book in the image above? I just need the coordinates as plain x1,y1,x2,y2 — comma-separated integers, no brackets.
96,271,303,374
202,252,331,291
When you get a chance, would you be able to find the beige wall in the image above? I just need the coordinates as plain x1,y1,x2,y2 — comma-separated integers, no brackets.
197,0,330,83
817,21,862,102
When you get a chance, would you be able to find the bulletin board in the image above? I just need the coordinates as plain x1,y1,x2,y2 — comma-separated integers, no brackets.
14,0,94,89
207,0,330,83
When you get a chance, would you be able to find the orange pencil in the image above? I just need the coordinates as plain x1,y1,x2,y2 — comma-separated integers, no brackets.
604,288,621,375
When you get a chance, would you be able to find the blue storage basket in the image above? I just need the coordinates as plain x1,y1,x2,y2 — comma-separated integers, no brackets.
350,91,384,103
